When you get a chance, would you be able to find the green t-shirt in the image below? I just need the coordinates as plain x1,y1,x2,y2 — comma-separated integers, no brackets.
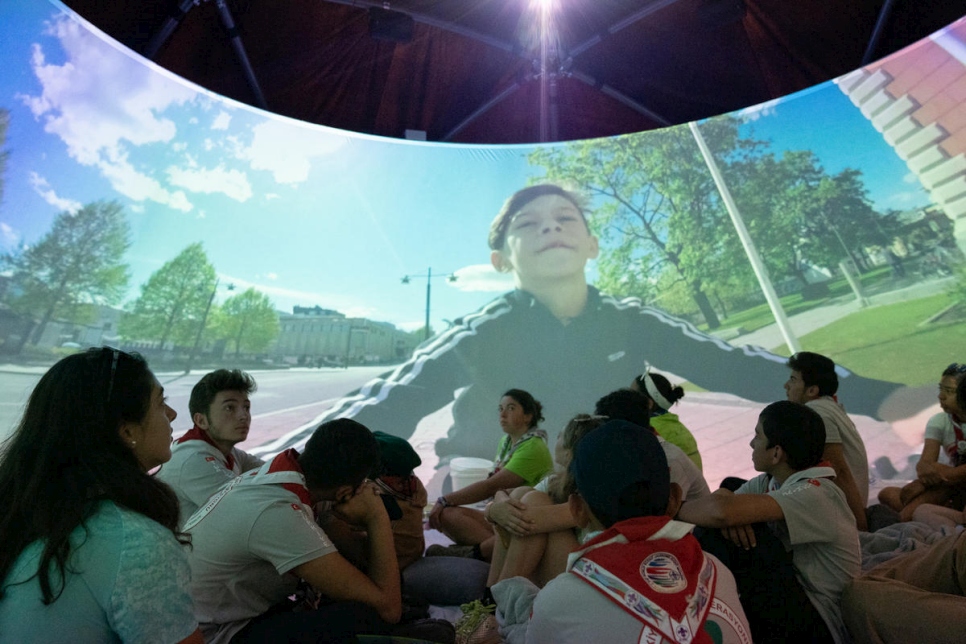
494,433,553,487
651,412,703,471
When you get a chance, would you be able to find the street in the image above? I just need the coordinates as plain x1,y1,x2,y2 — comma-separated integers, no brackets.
0,365,389,448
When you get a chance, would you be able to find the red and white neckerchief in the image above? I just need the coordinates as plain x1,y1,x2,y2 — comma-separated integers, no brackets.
183,448,312,531
176,425,236,470
945,414,965,466
265,448,314,507
568,516,715,644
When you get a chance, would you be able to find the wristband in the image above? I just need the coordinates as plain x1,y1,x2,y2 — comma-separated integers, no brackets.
483,501,495,524
436,496,451,509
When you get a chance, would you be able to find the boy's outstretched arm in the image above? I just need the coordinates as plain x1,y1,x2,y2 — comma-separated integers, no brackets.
678,488,784,530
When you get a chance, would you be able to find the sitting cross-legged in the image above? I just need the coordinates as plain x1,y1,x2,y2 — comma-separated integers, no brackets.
878,362,966,522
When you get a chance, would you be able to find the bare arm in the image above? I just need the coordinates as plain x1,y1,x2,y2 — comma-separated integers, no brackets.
823,443,868,531
520,500,576,534
428,468,525,530
916,440,943,486
932,463,966,485
295,485,402,624
917,438,966,485
444,468,526,506
677,488,785,528
488,494,576,537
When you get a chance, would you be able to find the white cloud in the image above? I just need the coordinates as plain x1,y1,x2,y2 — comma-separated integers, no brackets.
739,97,781,122
172,142,187,152
99,153,192,212
0,222,20,248
265,193,280,200
19,16,197,212
887,191,922,204
449,264,515,292
204,138,215,151
166,164,253,202
266,272,278,280
28,171,82,212
239,118,347,185
212,110,232,130
903,172,919,184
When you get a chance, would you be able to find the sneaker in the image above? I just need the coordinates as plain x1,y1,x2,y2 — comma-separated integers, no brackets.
426,543,477,558
455,599,500,644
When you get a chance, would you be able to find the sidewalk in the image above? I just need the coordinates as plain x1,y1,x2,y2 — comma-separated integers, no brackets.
733,275,955,351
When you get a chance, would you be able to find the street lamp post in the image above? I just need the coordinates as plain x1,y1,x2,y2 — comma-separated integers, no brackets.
401,267,458,341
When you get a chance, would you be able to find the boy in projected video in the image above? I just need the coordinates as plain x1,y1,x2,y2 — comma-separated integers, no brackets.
258,183,900,461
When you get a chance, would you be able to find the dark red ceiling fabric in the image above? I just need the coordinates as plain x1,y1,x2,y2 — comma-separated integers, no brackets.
61,0,966,143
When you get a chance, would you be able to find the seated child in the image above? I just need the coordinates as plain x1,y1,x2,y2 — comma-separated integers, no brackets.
527,419,751,644
878,363,966,522
594,388,710,502
677,401,860,644
632,370,703,470
484,414,607,589
427,389,552,562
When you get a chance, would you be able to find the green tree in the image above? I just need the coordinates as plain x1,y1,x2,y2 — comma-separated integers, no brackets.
212,287,279,357
2,200,130,346
727,148,900,282
797,168,900,271
120,243,216,348
529,117,764,328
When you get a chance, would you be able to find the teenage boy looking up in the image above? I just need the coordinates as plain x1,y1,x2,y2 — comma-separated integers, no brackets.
159,369,263,525
785,351,869,530
527,420,751,644
677,401,860,644
184,419,401,644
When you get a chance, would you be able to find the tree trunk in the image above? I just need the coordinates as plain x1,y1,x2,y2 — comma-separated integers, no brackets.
689,283,721,329
13,318,36,355
30,304,57,345
159,306,181,350
791,264,810,288
234,317,248,359
712,291,728,321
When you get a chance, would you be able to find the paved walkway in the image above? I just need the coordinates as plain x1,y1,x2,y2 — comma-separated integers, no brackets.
734,275,955,351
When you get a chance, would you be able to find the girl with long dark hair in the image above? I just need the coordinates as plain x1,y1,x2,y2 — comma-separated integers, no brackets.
0,347,201,643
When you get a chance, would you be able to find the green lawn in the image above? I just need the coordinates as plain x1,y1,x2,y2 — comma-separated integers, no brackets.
768,293,965,386
699,267,895,335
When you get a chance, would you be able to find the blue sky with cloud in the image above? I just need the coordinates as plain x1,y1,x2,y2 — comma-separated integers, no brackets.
0,0,939,331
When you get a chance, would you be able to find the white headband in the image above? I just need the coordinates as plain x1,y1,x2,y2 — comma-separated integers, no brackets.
641,372,673,411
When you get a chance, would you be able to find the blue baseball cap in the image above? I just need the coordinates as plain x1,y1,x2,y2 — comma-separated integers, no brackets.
571,419,670,523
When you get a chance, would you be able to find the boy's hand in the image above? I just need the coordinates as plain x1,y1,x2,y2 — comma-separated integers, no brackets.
722,524,757,550
488,498,534,536
332,482,385,527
